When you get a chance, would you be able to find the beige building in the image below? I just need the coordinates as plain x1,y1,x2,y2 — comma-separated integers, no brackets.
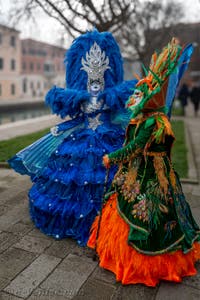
0,25,66,102
21,39,66,99
0,24,21,101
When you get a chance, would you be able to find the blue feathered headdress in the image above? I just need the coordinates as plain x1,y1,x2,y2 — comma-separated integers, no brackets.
46,29,137,119
65,29,124,90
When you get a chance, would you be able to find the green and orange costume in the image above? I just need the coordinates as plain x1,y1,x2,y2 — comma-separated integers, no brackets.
88,39,200,286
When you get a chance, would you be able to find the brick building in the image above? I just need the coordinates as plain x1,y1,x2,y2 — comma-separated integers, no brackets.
21,39,66,99
0,24,21,101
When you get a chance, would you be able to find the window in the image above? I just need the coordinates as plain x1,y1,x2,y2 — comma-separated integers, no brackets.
11,59,16,70
30,62,34,71
38,50,46,56
23,62,26,70
44,64,50,72
0,33,2,44
11,84,15,95
0,84,2,96
37,81,40,89
0,58,4,70
10,36,16,47
23,78,27,93
29,48,35,55
37,63,40,70
30,81,34,89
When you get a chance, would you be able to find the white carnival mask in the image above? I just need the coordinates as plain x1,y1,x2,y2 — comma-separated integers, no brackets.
126,89,143,109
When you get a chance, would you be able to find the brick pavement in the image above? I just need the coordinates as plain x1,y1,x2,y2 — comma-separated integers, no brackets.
0,104,200,299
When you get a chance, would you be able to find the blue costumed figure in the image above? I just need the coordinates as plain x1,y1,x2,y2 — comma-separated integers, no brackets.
8,29,137,245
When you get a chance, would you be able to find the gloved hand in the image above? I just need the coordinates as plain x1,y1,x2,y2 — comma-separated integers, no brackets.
50,126,62,136
103,155,110,169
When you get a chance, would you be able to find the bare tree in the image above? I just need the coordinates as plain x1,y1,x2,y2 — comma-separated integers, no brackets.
116,0,185,65
10,0,136,37
10,0,185,65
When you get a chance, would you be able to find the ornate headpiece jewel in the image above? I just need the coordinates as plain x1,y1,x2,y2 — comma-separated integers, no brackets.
81,42,110,91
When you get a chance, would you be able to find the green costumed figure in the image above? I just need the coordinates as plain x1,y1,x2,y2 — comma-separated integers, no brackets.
88,38,200,286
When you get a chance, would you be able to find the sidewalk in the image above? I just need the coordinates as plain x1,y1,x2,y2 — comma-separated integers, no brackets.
0,115,61,141
0,106,200,299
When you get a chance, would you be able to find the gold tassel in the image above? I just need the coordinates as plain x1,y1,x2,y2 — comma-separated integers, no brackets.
153,156,169,196
169,167,177,190
125,168,138,189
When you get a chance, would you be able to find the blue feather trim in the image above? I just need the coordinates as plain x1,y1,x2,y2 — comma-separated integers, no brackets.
45,86,90,118
99,79,137,110
46,80,137,118
166,44,193,118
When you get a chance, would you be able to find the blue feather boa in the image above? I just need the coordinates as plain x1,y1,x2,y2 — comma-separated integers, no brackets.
45,79,137,118
45,87,90,118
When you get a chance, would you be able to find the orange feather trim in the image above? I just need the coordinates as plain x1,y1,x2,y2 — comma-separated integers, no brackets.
88,194,200,287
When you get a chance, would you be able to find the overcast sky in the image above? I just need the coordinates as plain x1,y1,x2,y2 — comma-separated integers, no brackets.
1,0,200,48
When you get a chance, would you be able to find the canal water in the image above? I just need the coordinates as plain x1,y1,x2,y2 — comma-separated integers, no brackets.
0,101,51,125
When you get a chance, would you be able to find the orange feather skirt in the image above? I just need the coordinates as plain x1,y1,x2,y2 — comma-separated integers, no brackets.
87,194,200,287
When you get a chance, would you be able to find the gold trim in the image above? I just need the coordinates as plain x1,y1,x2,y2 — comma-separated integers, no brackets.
129,235,185,255
116,198,149,235
146,151,166,157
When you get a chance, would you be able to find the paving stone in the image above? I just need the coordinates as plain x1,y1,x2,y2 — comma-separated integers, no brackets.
192,185,200,197
0,206,9,217
0,170,15,179
0,232,20,253
44,238,76,259
27,228,53,241
40,254,97,299
4,254,61,299
90,266,116,285
71,245,95,259
14,235,52,254
74,278,116,300
119,284,158,300
156,282,200,300
5,193,28,208
182,262,200,289
6,222,33,236
0,174,15,182
188,194,200,209
0,204,28,231
191,206,200,227
0,278,10,290
0,182,30,207
20,215,33,226
28,288,71,300
0,247,36,280
0,292,22,300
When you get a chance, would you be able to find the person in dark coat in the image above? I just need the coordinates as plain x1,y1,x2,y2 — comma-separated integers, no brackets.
178,83,190,116
190,84,200,117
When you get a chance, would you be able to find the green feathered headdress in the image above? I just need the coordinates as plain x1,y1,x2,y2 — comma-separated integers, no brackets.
127,38,182,118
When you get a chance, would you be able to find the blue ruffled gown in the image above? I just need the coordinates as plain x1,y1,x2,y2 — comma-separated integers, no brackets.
8,80,136,245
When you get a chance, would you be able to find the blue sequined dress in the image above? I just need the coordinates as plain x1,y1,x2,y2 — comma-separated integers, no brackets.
8,80,136,245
